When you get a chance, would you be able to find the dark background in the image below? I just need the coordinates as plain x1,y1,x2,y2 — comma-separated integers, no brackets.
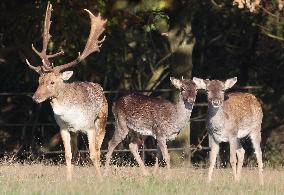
0,0,284,166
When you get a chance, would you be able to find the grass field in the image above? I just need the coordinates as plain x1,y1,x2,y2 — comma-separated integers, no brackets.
0,164,283,195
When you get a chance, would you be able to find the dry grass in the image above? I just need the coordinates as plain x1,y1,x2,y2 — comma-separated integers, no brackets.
0,164,283,194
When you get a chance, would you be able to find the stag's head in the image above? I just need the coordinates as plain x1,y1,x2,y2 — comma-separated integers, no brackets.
32,71,74,103
170,77,200,110
26,2,107,103
193,77,237,108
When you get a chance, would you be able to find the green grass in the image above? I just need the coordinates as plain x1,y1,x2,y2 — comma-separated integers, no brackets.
0,164,283,194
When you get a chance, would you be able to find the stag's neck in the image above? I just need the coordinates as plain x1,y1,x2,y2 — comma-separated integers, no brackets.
175,94,192,129
49,82,77,110
51,82,74,103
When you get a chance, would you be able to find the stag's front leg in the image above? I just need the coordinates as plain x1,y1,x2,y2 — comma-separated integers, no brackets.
87,130,101,177
60,129,73,180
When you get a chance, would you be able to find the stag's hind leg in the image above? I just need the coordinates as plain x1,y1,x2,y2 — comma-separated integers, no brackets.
88,130,102,177
250,130,263,185
87,102,107,177
94,103,108,168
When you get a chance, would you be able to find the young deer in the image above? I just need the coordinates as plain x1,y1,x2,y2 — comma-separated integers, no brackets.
105,77,200,175
193,77,263,185
26,2,107,179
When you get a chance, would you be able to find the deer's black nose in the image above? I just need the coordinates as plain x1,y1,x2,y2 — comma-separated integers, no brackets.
211,100,221,107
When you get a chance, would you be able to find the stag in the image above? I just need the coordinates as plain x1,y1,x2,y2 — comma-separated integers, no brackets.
26,2,107,179
105,77,201,175
193,77,263,185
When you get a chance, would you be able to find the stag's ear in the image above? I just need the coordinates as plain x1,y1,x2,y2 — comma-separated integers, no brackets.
170,77,182,89
61,71,74,81
193,77,206,89
224,77,237,90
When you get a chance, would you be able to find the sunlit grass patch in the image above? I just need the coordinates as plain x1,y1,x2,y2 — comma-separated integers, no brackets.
0,164,283,194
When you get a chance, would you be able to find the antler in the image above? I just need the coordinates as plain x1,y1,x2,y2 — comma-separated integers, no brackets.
26,2,64,74
26,59,43,74
26,2,106,75
53,10,106,73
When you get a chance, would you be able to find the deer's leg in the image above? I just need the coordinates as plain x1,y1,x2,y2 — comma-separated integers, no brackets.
236,139,245,181
105,114,129,175
229,137,238,180
129,138,148,176
70,132,79,163
157,137,170,170
87,130,101,177
87,103,107,177
208,140,219,183
60,130,72,180
250,131,263,185
94,105,108,168
153,145,161,173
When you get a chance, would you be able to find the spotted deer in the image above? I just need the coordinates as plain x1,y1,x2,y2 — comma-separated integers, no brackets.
26,2,107,179
193,77,263,185
105,77,201,175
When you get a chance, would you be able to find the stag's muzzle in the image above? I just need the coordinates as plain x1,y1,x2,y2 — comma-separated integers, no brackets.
32,93,45,103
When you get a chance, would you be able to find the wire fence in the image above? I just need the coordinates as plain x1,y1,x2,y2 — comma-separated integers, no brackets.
0,86,261,163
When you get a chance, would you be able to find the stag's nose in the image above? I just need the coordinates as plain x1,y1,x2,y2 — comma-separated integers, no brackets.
32,94,38,101
32,94,41,103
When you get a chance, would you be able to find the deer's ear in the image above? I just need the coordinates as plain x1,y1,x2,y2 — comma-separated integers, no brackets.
193,77,206,89
61,71,74,81
224,77,237,90
170,77,182,89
